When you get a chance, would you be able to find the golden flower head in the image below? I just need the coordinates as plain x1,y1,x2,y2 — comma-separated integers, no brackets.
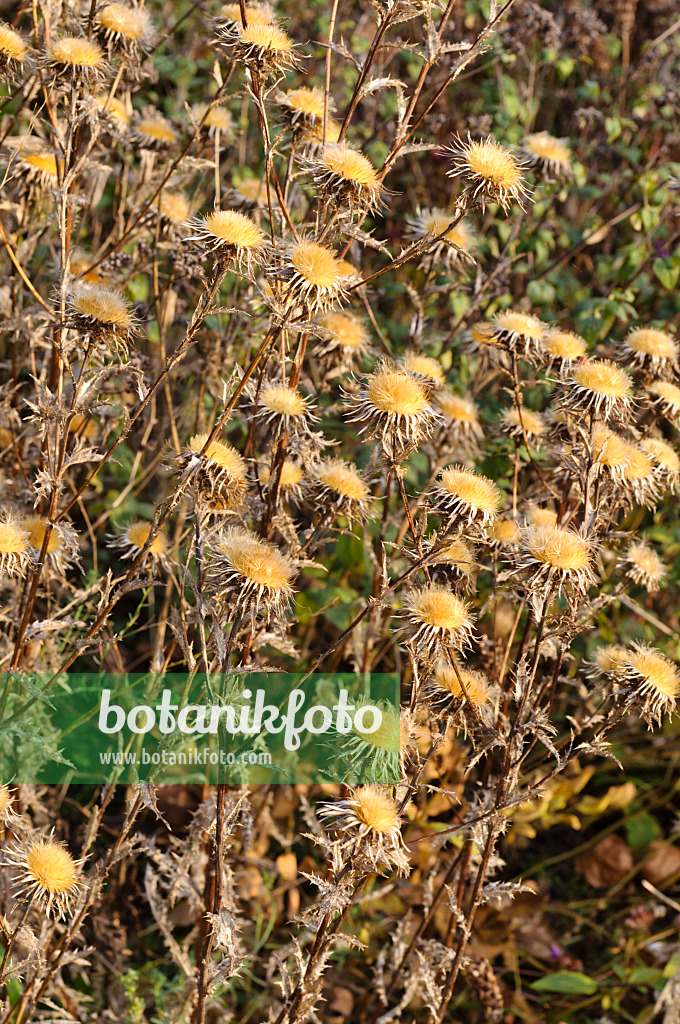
621,327,678,372
217,19,302,78
501,403,547,441
316,311,370,359
639,436,680,486
431,465,503,527
402,352,445,386
649,379,680,420
23,515,78,574
593,644,631,678
435,390,483,445
0,22,30,81
627,644,679,726
316,786,408,873
134,114,179,148
43,36,108,82
490,517,520,548
94,93,130,125
591,424,633,480
447,133,531,212
7,833,81,918
489,309,546,362
311,142,383,213
406,208,475,265
260,458,305,500
621,445,659,508
184,432,247,507
516,524,595,598
159,191,191,225
623,541,665,591
541,328,587,366
521,131,572,180
218,1,274,30
283,240,347,312
194,102,234,136
0,515,30,577
228,173,267,209
208,526,296,622
20,150,61,182
561,359,633,421
109,521,169,568
404,584,475,659
525,505,557,527
432,661,492,706
67,283,137,348
95,2,156,54
345,363,437,461
189,209,267,272
310,457,373,524
425,536,476,590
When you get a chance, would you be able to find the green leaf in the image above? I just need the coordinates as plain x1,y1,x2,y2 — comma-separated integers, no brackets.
530,971,597,996
653,258,680,290
625,811,662,854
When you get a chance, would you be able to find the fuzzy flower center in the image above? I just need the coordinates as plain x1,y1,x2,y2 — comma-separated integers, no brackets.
220,530,294,590
23,152,59,176
138,117,177,143
320,143,379,187
494,310,545,341
542,329,587,360
203,210,264,248
97,3,148,39
409,587,470,631
651,380,680,408
625,328,677,359
640,437,679,472
240,23,293,52
403,353,444,383
524,132,570,163
0,24,28,60
70,284,134,327
319,312,366,348
317,460,369,501
49,37,104,67
24,841,78,894
492,518,519,545
523,525,590,571
351,787,400,833
439,468,502,513
437,392,478,422
0,522,27,554
627,543,664,578
284,86,325,119
189,434,246,480
126,522,167,555
571,360,631,398
503,406,545,434
595,645,630,674
628,650,680,699
160,192,190,222
366,369,428,416
433,663,491,704
290,242,341,288
465,138,522,187
261,384,307,417
23,517,61,554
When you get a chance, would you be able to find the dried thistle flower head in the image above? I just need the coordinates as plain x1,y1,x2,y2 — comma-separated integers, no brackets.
649,379,680,421
516,524,595,599
228,173,267,209
23,515,78,574
501,403,547,443
426,536,476,590
194,102,234,137
94,2,156,56
278,85,329,142
207,526,296,623
621,327,678,374
316,311,370,359
405,208,475,265
217,20,302,79
622,541,665,591
6,833,81,919
19,150,62,185
435,390,483,446
344,363,437,462
621,445,660,508
403,584,475,660
430,465,503,527
593,644,631,678
464,321,507,366
159,191,191,227
259,458,305,501
541,328,587,366
0,514,30,577
0,22,30,82
524,505,557,527
591,423,633,481
488,309,546,362
94,92,130,126
627,644,679,726
109,521,170,569
281,240,347,312
639,436,680,491
431,661,492,706
308,457,373,524
218,1,274,30
0,784,17,824
337,698,408,780
134,113,179,148
188,209,267,273
520,131,572,180
316,786,409,874
560,359,633,421
489,517,520,548
447,134,531,212
67,282,137,348
42,36,108,84
257,381,316,439
402,352,445,386
311,142,383,214
183,433,247,507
